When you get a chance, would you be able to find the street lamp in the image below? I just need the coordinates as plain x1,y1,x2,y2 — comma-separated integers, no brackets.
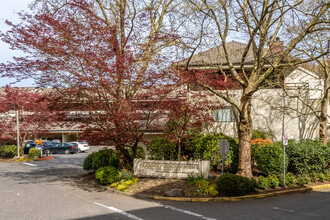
16,110,20,157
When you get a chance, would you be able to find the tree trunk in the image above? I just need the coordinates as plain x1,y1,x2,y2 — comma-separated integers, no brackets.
177,138,181,161
319,98,327,145
236,94,253,178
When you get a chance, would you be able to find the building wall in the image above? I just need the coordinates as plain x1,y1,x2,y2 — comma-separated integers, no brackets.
204,67,328,141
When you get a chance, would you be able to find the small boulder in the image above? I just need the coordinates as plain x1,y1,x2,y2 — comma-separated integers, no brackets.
164,188,183,197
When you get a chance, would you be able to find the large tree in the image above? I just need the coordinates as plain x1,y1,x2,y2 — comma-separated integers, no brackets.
283,5,329,144
180,0,329,177
0,0,183,163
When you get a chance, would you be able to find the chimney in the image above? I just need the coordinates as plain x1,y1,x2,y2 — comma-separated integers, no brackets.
270,37,283,54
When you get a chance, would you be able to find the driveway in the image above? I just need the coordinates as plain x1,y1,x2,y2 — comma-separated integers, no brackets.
0,147,329,220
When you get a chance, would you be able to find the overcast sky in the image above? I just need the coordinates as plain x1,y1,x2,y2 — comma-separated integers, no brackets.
0,0,34,87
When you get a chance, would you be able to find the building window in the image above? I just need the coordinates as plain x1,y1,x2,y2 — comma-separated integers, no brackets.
212,107,236,122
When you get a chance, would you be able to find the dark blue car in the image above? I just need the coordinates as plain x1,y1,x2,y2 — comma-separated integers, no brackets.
23,142,36,154
44,143,79,155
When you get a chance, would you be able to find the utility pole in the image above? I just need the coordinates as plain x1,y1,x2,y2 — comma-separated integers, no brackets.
282,89,286,188
16,110,20,157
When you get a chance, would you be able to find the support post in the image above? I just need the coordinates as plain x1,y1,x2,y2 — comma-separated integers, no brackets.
16,110,20,157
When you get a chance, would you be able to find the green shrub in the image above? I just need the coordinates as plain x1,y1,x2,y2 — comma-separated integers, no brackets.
188,133,239,172
267,174,280,188
95,166,119,185
310,172,317,182
146,137,177,160
215,173,255,196
130,146,145,159
188,134,222,170
83,152,95,171
92,149,120,171
0,145,17,158
278,174,284,187
253,143,287,175
297,176,310,186
257,176,269,190
286,172,296,187
252,130,268,140
325,171,330,181
319,173,325,182
297,176,306,186
286,140,330,175
28,148,41,159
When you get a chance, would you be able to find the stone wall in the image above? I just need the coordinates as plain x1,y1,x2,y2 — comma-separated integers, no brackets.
134,159,210,179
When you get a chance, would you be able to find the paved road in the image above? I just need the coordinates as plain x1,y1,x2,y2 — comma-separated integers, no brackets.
1,148,329,220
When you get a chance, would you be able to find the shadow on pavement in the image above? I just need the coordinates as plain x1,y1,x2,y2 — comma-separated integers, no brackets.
0,156,106,192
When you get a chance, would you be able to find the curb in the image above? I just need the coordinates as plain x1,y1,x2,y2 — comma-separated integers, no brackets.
309,184,330,190
151,185,330,202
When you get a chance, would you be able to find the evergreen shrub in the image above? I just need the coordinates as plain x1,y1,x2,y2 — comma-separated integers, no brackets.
83,149,120,172
253,143,287,175
215,173,255,196
285,172,296,187
92,149,120,171
83,152,95,171
267,174,280,188
310,171,317,182
146,137,177,160
319,173,325,182
0,145,17,158
188,133,239,172
256,176,269,190
286,140,330,175
28,148,40,159
95,166,119,185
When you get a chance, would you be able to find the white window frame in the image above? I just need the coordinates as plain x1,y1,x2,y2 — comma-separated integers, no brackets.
212,107,236,122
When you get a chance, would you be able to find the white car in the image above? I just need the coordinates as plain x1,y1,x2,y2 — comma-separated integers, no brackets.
70,141,89,153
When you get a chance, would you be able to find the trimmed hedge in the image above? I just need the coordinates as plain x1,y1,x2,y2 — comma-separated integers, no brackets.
215,173,255,196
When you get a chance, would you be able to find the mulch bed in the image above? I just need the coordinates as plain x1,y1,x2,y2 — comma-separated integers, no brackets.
75,173,330,198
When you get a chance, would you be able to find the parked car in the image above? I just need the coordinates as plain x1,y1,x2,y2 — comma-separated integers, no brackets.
23,142,36,154
44,143,79,155
69,141,89,153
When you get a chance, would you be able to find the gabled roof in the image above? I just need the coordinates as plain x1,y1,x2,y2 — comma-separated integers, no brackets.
177,41,255,67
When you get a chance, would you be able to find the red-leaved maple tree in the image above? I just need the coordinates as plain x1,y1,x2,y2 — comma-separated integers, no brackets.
0,0,194,164
0,86,57,146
